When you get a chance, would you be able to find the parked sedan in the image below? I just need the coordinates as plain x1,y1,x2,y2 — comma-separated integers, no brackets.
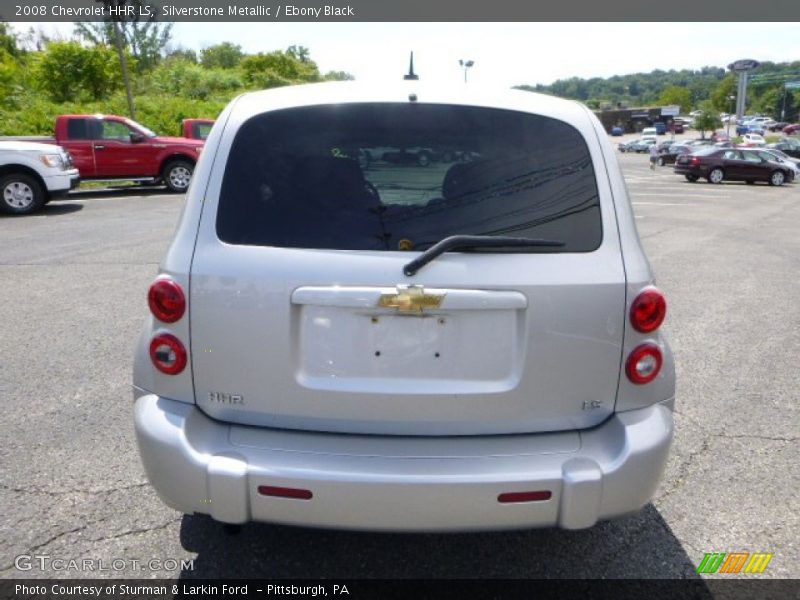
684,139,715,147
768,121,790,132
618,138,656,153
768,138,800,159
755,149,800,179
657,144,692,166
740,133,767,147
674,147,793,185
782,124,800,135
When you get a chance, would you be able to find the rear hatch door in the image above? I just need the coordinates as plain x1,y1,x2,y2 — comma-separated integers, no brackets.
190,99,626,435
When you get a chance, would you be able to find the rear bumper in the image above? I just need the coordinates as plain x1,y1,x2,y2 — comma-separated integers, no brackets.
133,392,674,532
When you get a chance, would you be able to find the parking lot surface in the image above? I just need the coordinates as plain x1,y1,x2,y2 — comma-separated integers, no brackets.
1,152,798,580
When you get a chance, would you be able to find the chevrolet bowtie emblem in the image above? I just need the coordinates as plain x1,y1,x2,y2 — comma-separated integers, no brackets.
378,285,445,313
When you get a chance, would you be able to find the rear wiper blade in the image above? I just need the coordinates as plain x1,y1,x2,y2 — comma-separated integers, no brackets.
403,235,565,276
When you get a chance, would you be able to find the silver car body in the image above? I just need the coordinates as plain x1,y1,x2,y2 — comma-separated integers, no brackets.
133,82,675,531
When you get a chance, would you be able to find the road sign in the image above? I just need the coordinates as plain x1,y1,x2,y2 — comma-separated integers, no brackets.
729,59,760,73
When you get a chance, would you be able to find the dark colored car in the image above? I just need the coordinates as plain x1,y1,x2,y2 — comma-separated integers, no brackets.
654,122,667,135
618,138,655,153
768,121,790,132
782,124,800,135
611,126,624,136
672,121,684,134
768,138,800,159
674,147,793,186
657,144,692,166
684,138,715,147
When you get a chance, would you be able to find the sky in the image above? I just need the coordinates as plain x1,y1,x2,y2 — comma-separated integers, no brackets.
17,22,800,87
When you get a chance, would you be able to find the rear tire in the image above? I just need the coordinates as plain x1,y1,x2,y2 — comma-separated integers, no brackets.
768,170,785,186
657,156,665,166
746,180,755,185
162,160,194,193
0,173,46,215
685,174,699,182
707,168,724,184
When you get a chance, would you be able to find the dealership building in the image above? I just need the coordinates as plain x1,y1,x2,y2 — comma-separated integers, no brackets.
594,106,681,133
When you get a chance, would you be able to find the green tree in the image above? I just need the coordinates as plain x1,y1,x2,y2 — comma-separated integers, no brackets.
657,86,693,113
0,22,19,56
165,46,197,63
710,74,738,113
37,41,121,102
286,45,310,63
324,70,355,81
240,50,321,88
74,4,173,72
200,42,243,69
693,110,722,139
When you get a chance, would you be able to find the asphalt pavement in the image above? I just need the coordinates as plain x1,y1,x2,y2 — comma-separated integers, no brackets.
0,153,797,580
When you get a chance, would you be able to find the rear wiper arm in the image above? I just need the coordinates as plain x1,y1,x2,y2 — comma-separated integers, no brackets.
403,235,565,276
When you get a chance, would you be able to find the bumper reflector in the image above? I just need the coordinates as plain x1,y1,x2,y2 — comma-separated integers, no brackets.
258,485,313,500
498,490,552,503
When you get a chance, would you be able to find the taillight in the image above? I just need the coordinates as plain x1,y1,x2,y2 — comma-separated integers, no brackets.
626,343,663,385
630,288,667,333
148,278,185,323
149,333,187,375
690,156,701,165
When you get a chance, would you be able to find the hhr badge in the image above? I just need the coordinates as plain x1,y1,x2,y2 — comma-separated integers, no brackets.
378,285,445,313
208,392,244,405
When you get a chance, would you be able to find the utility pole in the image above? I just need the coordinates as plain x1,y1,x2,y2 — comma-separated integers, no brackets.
112,19,136,119
98,0,136,119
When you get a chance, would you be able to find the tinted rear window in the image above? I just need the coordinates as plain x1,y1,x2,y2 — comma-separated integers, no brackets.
66,119,90,140
217,103,602,252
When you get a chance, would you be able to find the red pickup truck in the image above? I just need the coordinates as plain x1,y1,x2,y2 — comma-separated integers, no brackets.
41,115,204,192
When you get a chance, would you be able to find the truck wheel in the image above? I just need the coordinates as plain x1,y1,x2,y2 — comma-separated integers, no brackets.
162,160,193,193
0,173,46,215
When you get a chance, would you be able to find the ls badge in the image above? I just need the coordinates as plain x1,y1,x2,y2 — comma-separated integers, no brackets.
378,285,445,313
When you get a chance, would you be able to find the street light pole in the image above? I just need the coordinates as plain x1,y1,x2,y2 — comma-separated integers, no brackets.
727,95,735,136
458,59,474,83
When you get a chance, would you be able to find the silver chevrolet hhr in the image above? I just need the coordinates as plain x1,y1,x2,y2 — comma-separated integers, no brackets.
133,82,675,531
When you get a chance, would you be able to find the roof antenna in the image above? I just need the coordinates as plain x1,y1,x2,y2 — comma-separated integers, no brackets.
404,52,419,81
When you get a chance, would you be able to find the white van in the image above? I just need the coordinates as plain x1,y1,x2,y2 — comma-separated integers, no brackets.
641,127,658,141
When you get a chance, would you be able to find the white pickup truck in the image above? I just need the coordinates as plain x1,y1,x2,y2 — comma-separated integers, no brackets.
0,141,80,215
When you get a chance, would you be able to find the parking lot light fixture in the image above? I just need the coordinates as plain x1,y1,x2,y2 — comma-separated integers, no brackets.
459,59,475,83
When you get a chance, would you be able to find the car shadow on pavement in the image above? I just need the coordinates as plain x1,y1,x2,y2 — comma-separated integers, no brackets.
0,203,83,217
178,503,709,582
67,186,171,199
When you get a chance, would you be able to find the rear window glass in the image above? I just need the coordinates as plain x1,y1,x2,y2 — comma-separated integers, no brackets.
193,122,213,139
694,147,719,156
217,103,602,252
66,119,90,140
